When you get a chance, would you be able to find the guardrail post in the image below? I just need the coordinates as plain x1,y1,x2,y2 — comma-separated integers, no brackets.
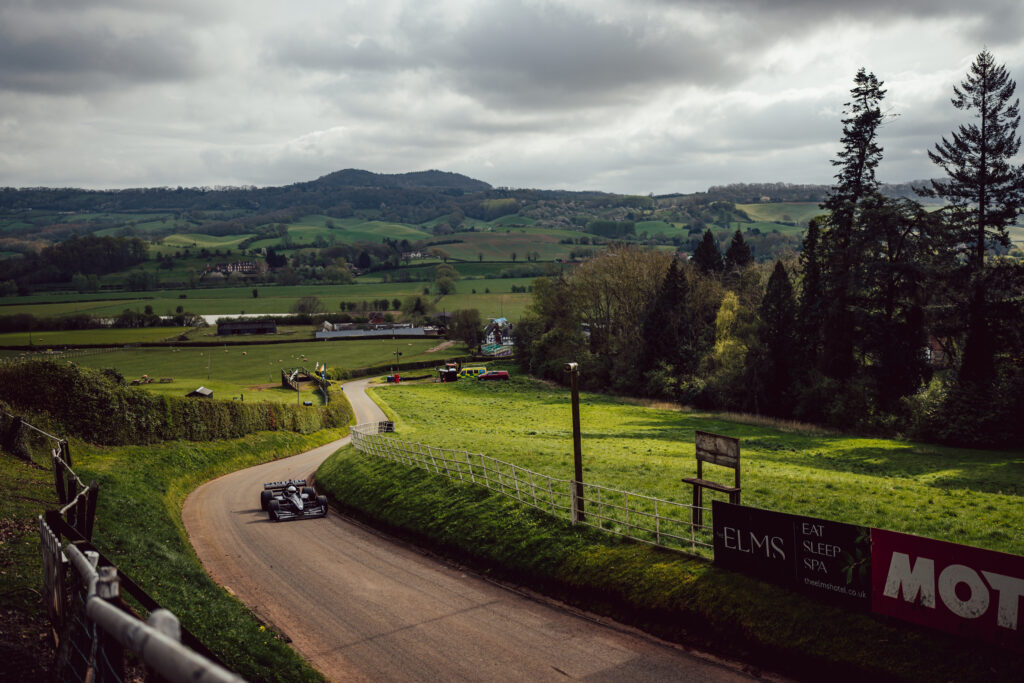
96,566,126,681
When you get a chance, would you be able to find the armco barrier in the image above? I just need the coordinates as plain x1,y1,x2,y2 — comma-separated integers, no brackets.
6,411,246,681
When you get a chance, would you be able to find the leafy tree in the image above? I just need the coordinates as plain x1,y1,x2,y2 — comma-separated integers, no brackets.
724,229,753,269
925,49,1024,384
291,296,326,316
448,309,483,348
692,230,723,274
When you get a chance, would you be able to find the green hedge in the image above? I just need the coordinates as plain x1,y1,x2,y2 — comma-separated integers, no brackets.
0,360,352,445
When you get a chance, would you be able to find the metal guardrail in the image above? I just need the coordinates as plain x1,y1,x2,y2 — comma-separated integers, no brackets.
350,423,712,552
39,516,243,683
12,410,246,681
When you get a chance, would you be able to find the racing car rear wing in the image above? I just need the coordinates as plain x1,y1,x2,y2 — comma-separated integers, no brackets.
263,479,308,490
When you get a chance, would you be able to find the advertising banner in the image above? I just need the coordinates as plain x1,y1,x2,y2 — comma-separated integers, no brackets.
713,501,871,609
872,529,1024,650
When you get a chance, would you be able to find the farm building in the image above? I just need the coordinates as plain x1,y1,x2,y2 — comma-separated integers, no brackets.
186,386,213,398
484,318,514,346
217,320,278,335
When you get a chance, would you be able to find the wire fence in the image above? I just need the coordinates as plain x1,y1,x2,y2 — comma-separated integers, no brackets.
350,422,713,553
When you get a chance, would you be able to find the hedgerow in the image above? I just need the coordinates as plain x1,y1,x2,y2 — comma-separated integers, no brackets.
0,360,351,445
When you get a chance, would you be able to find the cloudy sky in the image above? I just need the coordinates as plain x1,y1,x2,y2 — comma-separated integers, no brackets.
1,0,1022,194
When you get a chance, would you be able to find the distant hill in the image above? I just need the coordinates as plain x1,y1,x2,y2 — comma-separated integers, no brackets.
305,169,491,193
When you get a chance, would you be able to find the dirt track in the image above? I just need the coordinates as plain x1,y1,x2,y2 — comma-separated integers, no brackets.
183,379,755,681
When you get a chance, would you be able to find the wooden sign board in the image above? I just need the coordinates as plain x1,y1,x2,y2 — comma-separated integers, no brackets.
695,430,740,468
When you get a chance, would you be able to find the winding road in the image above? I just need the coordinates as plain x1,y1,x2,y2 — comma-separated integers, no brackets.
183,378,757,681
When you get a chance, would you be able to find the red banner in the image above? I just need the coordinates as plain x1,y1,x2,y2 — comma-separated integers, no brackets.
872,529,1024,649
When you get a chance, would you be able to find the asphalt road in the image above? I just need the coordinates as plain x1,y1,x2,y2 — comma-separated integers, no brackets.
183,378,758,682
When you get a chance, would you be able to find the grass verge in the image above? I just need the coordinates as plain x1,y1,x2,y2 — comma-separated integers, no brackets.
63,428,348,682
315,445,1024,682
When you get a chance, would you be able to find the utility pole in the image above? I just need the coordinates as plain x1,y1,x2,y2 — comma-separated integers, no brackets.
565,362,584,523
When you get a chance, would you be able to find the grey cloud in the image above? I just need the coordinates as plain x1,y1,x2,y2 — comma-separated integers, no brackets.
0,28,201,93
269,0,746,112
662,0,1024,46
434,1,744,109
0,2,211,95
272,38,417,73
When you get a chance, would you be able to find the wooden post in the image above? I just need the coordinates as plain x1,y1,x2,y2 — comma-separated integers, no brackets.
83,481,99,542
52,451,68,505
566,362,584,523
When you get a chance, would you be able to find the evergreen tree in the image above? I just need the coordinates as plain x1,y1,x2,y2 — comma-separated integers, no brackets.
925,49,1024,384
755,261,797,416
640,259,690,373
724,229,753,269
818,68,887,381
692,229,723,274
796,217,825,364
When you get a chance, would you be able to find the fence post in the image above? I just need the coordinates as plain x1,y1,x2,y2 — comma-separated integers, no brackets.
53,451,68,505
61,440,72,468
83,481,99,542
565,362,585,523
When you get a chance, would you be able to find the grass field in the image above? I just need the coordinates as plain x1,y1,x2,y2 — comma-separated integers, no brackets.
727,220,805,236
161,233,256,249
737,202,825,225
1,280,539,321
67,338,467,399
371,375,1024,555
0,327,191,346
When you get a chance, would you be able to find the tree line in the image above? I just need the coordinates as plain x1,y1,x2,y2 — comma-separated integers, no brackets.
515,51,1024,448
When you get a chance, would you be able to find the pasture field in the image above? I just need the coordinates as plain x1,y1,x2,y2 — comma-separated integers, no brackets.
420,230,577,262
372,375,1024,555
635,220,686,236
0,327,191,347
737,202,825,225
161,233,256,249
2,280,539,320
435,292,531,320
727,220,805,236
69,338,467,400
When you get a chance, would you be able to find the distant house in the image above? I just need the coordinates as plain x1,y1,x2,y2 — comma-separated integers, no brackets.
484,317,514,346
187,386,213,398
217,320,278,335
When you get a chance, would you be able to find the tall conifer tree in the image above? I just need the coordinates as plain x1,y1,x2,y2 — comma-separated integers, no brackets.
926,50,1024,384
818,69,887,381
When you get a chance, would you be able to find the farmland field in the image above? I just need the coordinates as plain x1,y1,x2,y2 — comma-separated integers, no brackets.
371,376,1024,556
0,327,191,346
2,279,539,320
737,202,825,225
67,338,467,401
162,233,256,249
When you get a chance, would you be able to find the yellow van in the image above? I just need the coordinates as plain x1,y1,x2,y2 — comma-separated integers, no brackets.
458,366,487,379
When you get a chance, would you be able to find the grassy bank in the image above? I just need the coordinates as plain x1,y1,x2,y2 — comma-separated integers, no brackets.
70,428,349,682
366,375,1023,555
315,444,1024,682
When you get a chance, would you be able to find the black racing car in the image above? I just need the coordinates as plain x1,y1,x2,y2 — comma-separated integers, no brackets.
260,479,329,521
